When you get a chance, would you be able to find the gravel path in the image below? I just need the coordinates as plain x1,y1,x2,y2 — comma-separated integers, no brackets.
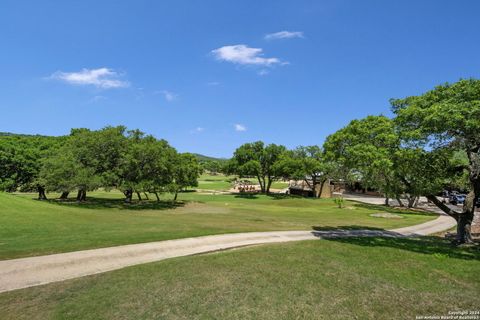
0,196,456,293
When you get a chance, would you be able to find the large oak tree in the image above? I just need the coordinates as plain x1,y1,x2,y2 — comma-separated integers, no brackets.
391,79,480,244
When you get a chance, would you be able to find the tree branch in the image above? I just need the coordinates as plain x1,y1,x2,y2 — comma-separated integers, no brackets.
426,195,460,221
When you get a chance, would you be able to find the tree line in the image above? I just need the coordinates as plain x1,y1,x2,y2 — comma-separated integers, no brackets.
225,79,479,244
1,79,479,243
0,126,201,202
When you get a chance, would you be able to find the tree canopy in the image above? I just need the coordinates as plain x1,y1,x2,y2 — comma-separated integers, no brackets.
391,79,480,243
227,141,286,193
0,127,200,203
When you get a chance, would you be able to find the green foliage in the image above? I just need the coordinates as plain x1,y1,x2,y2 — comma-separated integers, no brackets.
391,79,480,241
323,113,467,205
227,141,286,193
391,79,480,149
0,134,62,192
333,196,345,208
169,153,202,200
324,115,399,195
118,131,177,197
200,160,223,175
278,146,334,192
11,126,198,202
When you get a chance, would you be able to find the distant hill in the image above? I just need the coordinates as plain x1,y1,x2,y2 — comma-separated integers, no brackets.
0,132,51,138
192,153,228,162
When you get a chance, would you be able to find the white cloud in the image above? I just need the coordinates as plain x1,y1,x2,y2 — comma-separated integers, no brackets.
212,45,283,66
234,124,247,132
258,69,269,76
265,31,304,40
190,127,205,134
157,90,178,102
49,68,129,89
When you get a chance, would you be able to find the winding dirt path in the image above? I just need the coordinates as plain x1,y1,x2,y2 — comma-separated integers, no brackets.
0,198,456,293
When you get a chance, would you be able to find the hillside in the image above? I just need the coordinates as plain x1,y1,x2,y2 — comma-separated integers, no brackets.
192,153,228,162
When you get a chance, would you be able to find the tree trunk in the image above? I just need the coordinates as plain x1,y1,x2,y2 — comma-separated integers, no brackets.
143,192,149,200
385,197,389,206
59,191,69,200
37,185,47,200
304,178,313,197
136,192,142,201
124,189,133,203
396,197,404,207
174,190,178,201
317,179,326,199
312,176,317,194
76,189,86,201
456,193,475,244
456,179,480,244
266,177,273,194
426,195,460,220
457,150,480,244
154,192,160,202
257,176,265,193
407,195,418,208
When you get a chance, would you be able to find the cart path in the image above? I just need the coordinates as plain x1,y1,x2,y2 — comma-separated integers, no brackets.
0,202,456,293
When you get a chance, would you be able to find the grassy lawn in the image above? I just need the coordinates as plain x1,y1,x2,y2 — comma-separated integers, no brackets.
1,237,479,319
196,174,289,191
0,191,436,260
196,174,235,191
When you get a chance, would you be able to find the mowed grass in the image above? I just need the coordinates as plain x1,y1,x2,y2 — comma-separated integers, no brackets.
196,174,235,191
196,174,289,191
1,237,479,319
0,191,436,260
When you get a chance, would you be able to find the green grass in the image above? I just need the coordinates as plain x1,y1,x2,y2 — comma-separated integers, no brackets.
196,174,289,191
196,174,235,191
1,237,478,319
0,191,436,260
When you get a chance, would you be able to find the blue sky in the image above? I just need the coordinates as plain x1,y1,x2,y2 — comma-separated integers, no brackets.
1,0,479,157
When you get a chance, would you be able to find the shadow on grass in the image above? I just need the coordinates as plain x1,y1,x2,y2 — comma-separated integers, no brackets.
312,225,386,232
311,225,479,261
351,202,437,216
180,189,197,193
267,193,304,200
234,193,260,199
47,197,187,211
233,193,305,200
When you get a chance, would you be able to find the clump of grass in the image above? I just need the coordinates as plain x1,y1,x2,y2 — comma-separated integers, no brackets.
333,196,345,208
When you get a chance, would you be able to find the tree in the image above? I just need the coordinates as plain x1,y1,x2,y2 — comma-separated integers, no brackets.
391,79,480,244
323,115,462,209
201,160,222,175
227,141,286,193
0,134,61,195
276,146,332,197
390,148,457,208
170,153,201,201
119,132,176,203
38,126,127,201
323,115,400,204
